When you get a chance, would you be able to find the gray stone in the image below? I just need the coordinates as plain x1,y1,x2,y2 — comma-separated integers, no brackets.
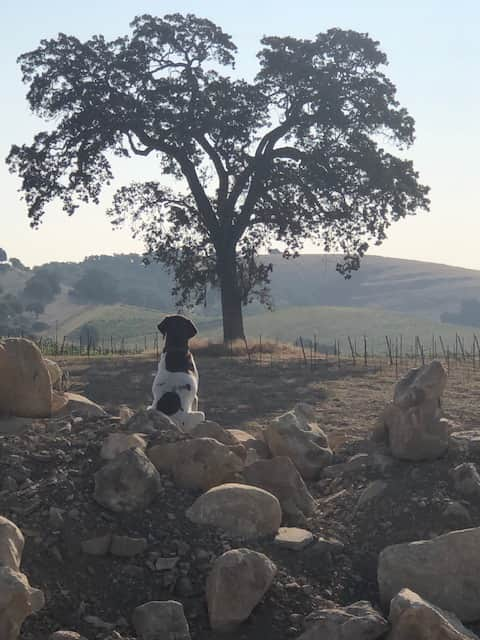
452,463,480,497
298,600,388,639
207,548,277,631
0,566,45,640
450,431,480,455
148,437,243,491
274,527,314,550
110,535,147,557
243,456,316,517
357,480,388,509
81,535,111,556
132,600,190,640
389,588,478,639
186,483,281,539
100,433,147,461
378,361,449,461
265,408,332,479
378,527,480,622
94,448,162,513
0,517,24,571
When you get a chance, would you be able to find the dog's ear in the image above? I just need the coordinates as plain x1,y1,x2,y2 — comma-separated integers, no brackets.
184,318,198,339
157,316,171,336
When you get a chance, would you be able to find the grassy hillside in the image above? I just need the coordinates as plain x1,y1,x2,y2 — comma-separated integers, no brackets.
49,302,480,352
4,253,480,337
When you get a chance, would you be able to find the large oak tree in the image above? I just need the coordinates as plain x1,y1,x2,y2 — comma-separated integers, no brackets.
7,13,429,341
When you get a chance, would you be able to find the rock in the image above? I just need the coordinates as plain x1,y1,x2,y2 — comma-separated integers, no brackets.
298,600,389,639
378,527,480,621
0,566,45,640
274,527,314,550
265,408,332,479
452,463,480,497
443,501,471,524
0,517,24,571
110,535,147,557
49,632,87,640
186,483,282,539
119,404,135,425
100,433,147,461
132,600,191,640
322,453,370,478
126,408,179,435
49,507,65,530
389,588,478,639
0,338,52,418
148,438,243,490
51,392,107,418
394,360,447,408
304,536,345,560
378,361,449,461
189,421,238,445
450,431,480,455
357,480,388,509
206,548,277,631
243,456,316,518
94,448,162,513
81,535,112,556
44,358,63,390
227,429,270,460
155,557,179,571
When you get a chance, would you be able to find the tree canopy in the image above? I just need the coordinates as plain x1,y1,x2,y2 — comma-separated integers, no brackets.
7,13,430,340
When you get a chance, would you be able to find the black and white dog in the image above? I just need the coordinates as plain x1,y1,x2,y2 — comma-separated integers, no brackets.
148,314,205,431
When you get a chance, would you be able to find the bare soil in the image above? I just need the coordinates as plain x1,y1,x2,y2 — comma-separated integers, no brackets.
2,353,480,639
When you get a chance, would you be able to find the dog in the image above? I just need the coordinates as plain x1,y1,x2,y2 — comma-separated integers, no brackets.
148,314,205,431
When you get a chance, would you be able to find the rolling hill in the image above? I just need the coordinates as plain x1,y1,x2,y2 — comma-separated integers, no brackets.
3,252,480,345
44,302,480,352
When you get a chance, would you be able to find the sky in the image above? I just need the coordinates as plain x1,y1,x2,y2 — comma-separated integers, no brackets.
1,0,480,270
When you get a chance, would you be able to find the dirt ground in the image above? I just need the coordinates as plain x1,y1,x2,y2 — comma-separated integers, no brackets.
3,353,480,639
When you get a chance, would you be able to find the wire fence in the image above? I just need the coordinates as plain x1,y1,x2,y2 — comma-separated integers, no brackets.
3,330,480,380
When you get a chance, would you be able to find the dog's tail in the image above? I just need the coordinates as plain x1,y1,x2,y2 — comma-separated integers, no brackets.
156,392,182,416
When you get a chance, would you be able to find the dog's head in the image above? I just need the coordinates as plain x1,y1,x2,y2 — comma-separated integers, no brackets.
158,314,197,350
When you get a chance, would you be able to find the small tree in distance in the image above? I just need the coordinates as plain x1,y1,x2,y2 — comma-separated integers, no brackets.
7,13,430,341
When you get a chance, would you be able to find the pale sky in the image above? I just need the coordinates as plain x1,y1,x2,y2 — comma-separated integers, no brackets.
1,0,479,269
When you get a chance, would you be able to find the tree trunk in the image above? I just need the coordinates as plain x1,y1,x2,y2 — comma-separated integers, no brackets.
217,247,245,343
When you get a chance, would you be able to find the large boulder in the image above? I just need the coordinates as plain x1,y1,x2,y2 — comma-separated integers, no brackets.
125,408,179,435
51,392,107,418
450,431,480,455
0,567,45,640
0,338,52,418
132,601,191,640
206,548,277,631
227,429,270,465
265,408,332,479
100,433,147,461
388,589,478,640
94,448,162,513
186,483,282,539
394,360,447,408
452,463,480,497
148,438,244,490
298,600,389,640
0,518,24,571
189,421,238,445
378,527,480,622
377,360,449,461
243,456,316,518
43,358,63,390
